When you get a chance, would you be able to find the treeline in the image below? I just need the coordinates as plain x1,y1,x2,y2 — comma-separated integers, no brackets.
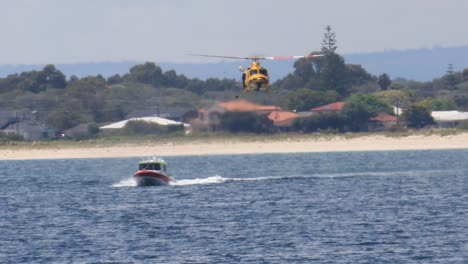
275,26,468,113
1,25,468,133
0,62,238,95
0,62,238,130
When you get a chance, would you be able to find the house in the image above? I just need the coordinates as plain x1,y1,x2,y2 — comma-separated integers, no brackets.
267,110,299,130
64,123,93,139
218,100,279,114
100,116,190,130
3,120,58,140
431,111,468,128
125,106,196,123
368,113,398,131
192,99,281,132
310,101,345,113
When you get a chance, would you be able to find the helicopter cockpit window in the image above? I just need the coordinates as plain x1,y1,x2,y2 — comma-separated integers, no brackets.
249,69,258,76
259,69,268,76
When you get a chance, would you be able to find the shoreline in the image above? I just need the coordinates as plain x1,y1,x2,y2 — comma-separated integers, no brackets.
2,133,468,160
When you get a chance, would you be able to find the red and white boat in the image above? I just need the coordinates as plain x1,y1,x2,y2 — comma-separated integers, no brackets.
133,157,174,186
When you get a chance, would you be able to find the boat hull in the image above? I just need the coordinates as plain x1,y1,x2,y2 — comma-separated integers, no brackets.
133,170,173,186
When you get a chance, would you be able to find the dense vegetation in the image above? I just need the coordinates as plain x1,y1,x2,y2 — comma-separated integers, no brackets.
1,26,468,137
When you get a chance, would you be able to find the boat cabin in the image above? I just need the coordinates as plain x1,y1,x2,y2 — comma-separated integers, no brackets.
138,158,167,172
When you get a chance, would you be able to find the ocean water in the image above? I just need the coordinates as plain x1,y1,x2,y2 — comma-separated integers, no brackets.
1,150,467,263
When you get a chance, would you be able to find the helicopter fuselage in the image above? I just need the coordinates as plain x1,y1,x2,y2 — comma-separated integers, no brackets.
242,61,270,94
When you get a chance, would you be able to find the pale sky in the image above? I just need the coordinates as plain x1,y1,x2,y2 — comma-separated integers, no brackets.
1,0,468,64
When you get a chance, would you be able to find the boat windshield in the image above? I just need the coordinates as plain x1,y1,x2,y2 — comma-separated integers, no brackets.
139,163,161,170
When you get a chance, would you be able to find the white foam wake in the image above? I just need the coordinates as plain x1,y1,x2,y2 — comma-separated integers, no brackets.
112,177,137,188
111,175,228,188
170,175,292,186
170,175,226,186
112,174,292,188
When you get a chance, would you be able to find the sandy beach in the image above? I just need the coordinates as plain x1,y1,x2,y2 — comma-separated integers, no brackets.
1,133,468,160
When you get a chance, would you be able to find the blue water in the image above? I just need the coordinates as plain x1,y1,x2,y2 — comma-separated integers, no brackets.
1,150,467,263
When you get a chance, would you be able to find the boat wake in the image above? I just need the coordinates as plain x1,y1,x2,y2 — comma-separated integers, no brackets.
112,175,279,188
112,169,461,188
169,175,226,186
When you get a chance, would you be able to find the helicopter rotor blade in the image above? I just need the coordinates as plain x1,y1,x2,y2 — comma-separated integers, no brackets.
261,54,325,60
189,54,250,60
190,53,324,61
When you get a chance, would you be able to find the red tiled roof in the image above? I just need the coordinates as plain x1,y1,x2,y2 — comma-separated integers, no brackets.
218,99,280,112
370,113,397,122
310,101,345,112
268,110,299,125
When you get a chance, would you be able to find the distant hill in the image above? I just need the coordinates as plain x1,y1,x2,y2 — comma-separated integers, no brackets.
1,46,468,82
345,46,468,81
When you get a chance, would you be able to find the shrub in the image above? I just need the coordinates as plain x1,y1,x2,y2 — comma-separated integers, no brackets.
87,123,100,135
401,105,435,128
0,131,24,141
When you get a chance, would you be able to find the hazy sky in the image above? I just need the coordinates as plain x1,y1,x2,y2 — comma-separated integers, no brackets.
1,0,468,64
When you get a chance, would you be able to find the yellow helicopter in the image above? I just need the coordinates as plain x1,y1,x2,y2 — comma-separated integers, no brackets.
192,53,324,94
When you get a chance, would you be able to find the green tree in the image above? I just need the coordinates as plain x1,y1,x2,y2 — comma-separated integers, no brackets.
401,105,434,128
317,25,370,95
463,68,468,82
321,25,337,55
321,53,349,95
274,74,305,91
345,64,373,87
286,89,339,111
417,98,457,111
341,94,393,131
65,76,112,123
444,64,458,89
46,109,85,130
125,62,163,87
107,74,123,85
378,73,391,90
294,58,314,82
162,69,189,88
87,123,100,135
39,64,67,89
277,25,371,96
